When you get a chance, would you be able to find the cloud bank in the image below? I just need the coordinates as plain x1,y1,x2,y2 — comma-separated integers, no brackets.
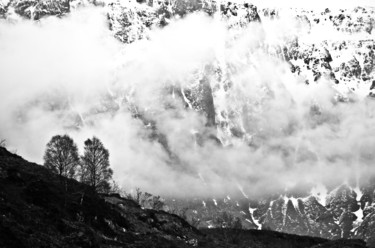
0,5,374,198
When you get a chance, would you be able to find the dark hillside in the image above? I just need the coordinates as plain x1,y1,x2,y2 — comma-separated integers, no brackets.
202,229,367,248
0,147,201,248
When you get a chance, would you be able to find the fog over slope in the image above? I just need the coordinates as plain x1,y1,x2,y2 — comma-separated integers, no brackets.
0,1,374,198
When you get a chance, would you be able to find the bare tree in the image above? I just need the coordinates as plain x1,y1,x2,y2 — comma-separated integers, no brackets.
80,137,113,193
43,134,80,179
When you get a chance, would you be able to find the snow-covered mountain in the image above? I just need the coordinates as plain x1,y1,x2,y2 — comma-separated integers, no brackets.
165,182,375,243
1,0,375,245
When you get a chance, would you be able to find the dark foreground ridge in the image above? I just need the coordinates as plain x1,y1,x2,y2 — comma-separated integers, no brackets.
0,147,368,248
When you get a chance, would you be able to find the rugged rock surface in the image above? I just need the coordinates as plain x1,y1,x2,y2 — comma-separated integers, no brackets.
165,182,375,246
1,0,374,136
0,0,70,19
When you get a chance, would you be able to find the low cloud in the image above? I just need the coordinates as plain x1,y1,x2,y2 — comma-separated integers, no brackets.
0,5,374,198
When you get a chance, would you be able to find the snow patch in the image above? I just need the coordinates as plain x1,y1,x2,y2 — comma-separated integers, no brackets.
353,185,363,202
249,207,262,229
290,197,300,209
237,184,249,199
353,208,364,224
283,195,300,210
310,183,328,206
0,0,10,6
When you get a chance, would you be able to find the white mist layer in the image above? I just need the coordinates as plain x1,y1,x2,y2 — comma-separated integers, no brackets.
0,6,374,198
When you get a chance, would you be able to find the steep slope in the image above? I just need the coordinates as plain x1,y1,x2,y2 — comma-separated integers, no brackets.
0,147,203,248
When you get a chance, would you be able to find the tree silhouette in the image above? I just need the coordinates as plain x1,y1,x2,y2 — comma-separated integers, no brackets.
43,134,80,179
80,137,113,193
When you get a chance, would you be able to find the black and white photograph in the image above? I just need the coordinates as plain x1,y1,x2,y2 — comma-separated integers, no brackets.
0,0,375,247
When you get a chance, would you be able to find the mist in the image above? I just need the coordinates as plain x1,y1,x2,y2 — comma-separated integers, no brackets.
0,4,374,198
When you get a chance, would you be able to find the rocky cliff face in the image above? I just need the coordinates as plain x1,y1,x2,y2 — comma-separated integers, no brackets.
165,182,375,246
0,0,70,19
1,0,374,145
